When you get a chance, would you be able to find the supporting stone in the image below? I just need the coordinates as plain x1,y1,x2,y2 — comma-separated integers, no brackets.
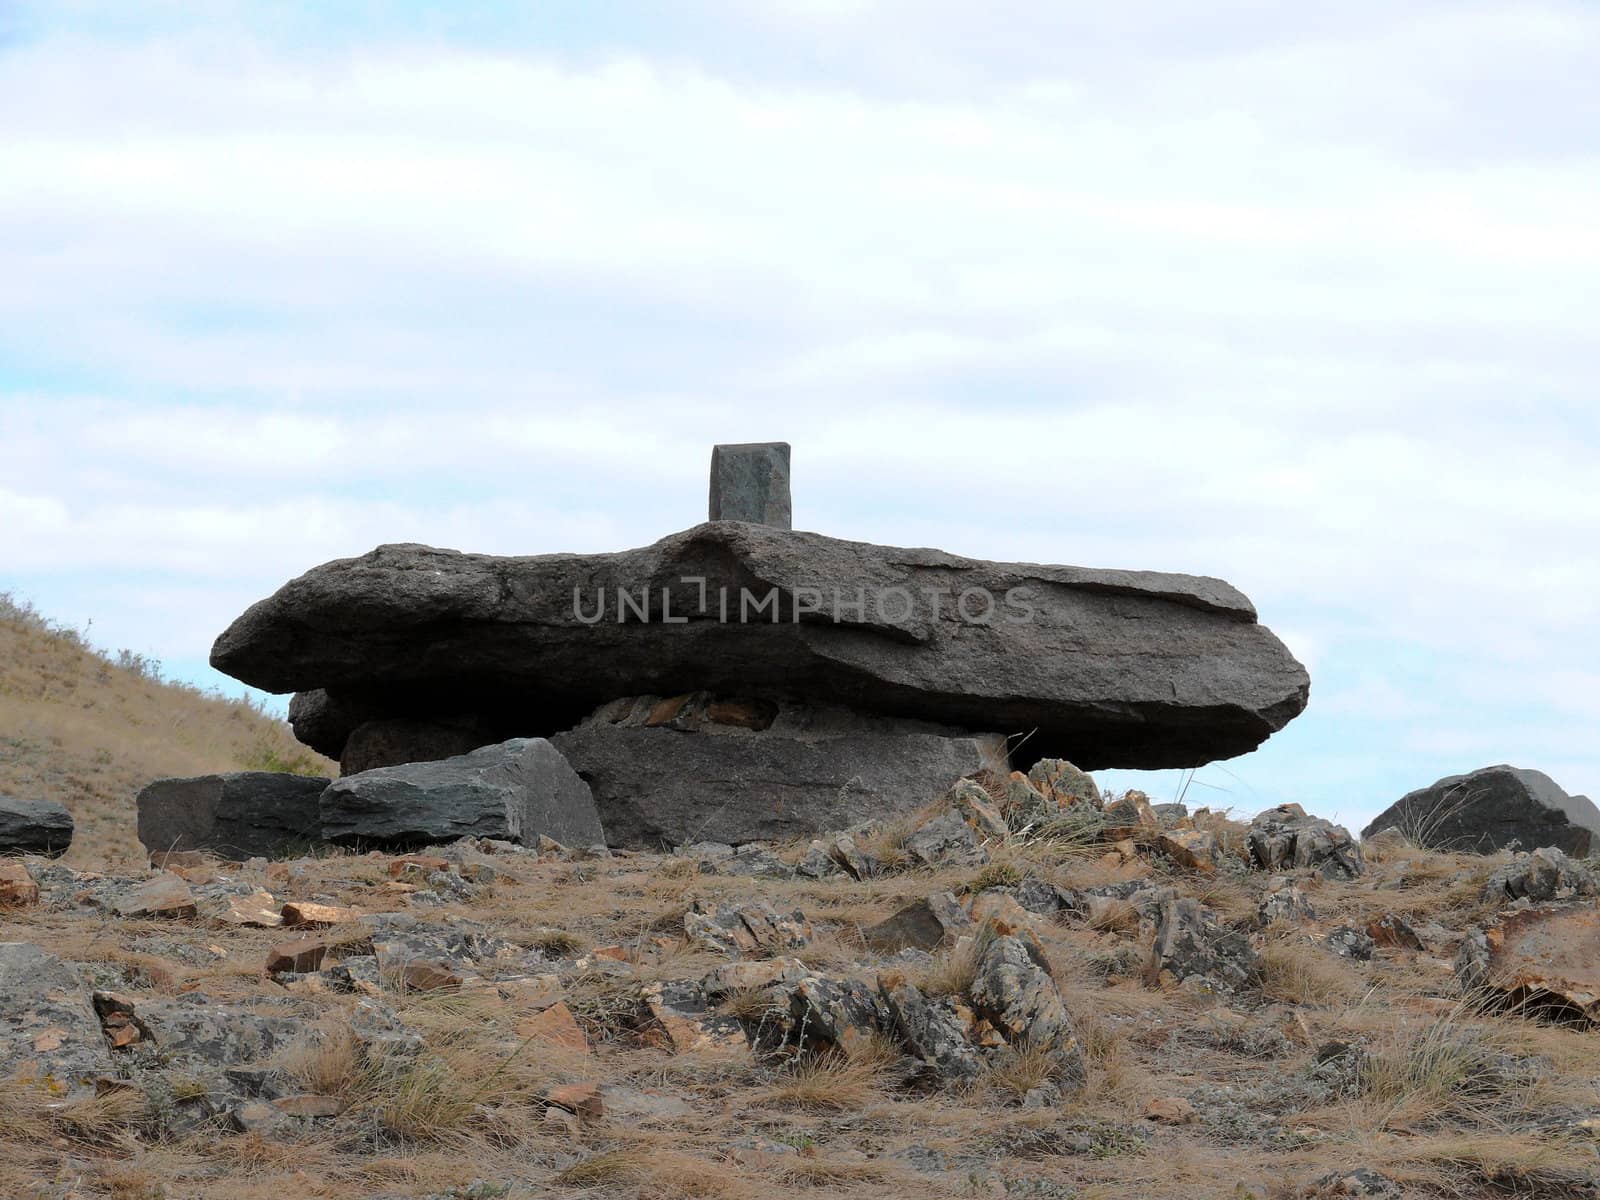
708,441,791,527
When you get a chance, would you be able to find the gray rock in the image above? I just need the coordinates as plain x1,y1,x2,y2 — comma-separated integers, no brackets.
1483,846,1596,903
1248,804,1365,880
903,808,989,868
0,943,115,1097
551,706,992,846
1324,927,1376,961
1144,897,1260,996
879,978,982,1085
968,933,1087,1093
787,974,887,1052
1362,764,1599,856
211,521,1310,770
1312,1167,1403,1198
137,772,329,860
341,718,489,775
708,441,792,528
320,738,603,848
0,795,73,857
1256,877,1316,927
864,892,973,953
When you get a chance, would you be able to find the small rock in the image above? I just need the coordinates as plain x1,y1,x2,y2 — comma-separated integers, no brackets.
1483,846,1596,903
281,901,366,928
266,935,341,974
878,972,982,1085
217,890,283,927
1364,914,1423,951
1144,1096,1196,1124
1155,828,1219,872
515,1001,588,1053
0,860,40,906
113,874,198,919
640,979,750,1057
1324,927,1375,961
863,892,973,952
788,974,886,1054
1248,804,1365,880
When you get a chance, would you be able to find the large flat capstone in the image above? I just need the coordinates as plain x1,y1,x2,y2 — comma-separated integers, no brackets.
212,522,1309,771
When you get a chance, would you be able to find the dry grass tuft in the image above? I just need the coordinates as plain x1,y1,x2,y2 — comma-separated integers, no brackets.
1256,936,1366,1006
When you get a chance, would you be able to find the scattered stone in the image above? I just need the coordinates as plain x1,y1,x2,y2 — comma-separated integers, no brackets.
684,899,812,958
1025,760,1100,809
0,943,116,1097
1483,846,1596,903
113,874,198,919
879,973,982,1085
1363,764,1599,856
0,795,74,857
0,859,40,906
1247,804,1365,879
281,901,366,928
968,934,1086,1092
709,440,792,527
1457,903,1600,1022
1155,828,1219,872
828,832,881,881
320,738,604,848
1102,791,1157,838
904,807,989,868
864,892,973,953
1144,1096,1196,1124
1365,914,1424,951
516,1001,588,1052
136,773,327,860
267,935,345,975
272,1093,346,1118
1145,898,1260,996
639,979,750,1057
544,1081,605,1123
1325,927,1376,961
1308,1167,1403,1198
788,974,886,1054
1256,877,1316,927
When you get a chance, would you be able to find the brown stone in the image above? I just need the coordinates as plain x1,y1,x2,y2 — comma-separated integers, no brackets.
388,855,449,878
1102,791,1157,838
545,1081,604,1122
266,935,336,974
272,1094,346,1118
401,959,463,992
0,861,39,906
864,892,973,952
1155,829,1218,872
280,901,365,928
704,698,778,730
966,891,1035,935
113,875,198,919
1366,914,1424,951
516,1001,588,1053
644,694,693,727
1458,903,1600,1021
1145,1096,1196,1124
217,890,283,927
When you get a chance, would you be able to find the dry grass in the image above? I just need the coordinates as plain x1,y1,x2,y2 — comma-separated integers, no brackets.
0,593,333,865
1256,936,1367,1006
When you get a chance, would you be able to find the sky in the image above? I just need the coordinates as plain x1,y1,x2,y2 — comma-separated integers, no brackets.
2,1,1596,832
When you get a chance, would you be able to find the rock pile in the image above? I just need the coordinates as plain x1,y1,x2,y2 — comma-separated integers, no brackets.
204,443,1309,847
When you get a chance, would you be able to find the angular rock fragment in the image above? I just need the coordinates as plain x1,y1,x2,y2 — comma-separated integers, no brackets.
1145,897,1259,996
1457,903,1600,1022
136,773,327,860
0,943,116,1098
211,522,1311,771
708,441,792,527
684,899,812,958
968,933,1086,1093
112,874,198,919
0,859,40,906
864,892,973,953
320,738,603,848
903,807,989,868
1256,877,1316,927
1363,764,1599,856
1247,804,1364,879
788,974,886,1053
639,979,749,1057
0,795,73,857
1483,846,1596,903
878,974,982,1085
1155,828,1218,872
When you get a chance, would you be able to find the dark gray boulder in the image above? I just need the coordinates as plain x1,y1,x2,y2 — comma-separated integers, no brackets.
0,795,73,857
1361,765,1599,856
319,737,603,848
549,696,996,846
211,521,1309,770
709,441,791,527
137,773,329,860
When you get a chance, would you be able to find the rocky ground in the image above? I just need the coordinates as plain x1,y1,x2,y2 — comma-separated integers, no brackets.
6,776,1600,1200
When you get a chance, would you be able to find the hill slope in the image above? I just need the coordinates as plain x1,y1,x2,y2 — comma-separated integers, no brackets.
0,594,333,865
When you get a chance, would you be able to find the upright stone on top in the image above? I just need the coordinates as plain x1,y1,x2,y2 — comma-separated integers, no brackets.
709,442,791,528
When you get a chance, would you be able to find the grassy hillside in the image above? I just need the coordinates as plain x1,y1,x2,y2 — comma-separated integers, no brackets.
0,593,333,866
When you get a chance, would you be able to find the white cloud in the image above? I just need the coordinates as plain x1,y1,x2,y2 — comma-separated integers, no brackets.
1,6,1596,818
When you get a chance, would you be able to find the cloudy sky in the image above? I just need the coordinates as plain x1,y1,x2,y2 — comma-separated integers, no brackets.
2,1,1596,830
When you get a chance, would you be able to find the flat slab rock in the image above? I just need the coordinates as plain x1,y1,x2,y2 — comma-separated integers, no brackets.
320,737,604,848
211,522,1309,770
137,772,329,859
1363,765,1599,856
550,696,998,846
0,942,115,1097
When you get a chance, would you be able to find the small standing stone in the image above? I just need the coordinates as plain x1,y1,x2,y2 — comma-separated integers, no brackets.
708,441,792,528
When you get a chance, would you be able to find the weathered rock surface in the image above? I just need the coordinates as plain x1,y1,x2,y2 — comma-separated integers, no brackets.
0,943,115,1098
879,975,983,1085
1248,804,1364,880
137,772,329,859
1483,846,1596,903
0,795,74,857
708,441,791,528
211,522,1310,770
1457,903,1600,1022
551,697,995,846
320,738,603,848
968,933,1087,1093
1363,764,1599,856
864,892,973,953
1145,897,1260,996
